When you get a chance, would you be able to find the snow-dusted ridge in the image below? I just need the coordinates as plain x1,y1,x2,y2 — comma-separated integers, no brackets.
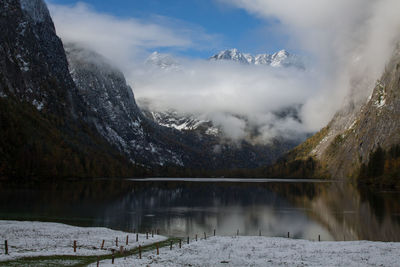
145,48,306,71
65,43,185,167
142,108,220,136
145,51,180,70
210,48,306,69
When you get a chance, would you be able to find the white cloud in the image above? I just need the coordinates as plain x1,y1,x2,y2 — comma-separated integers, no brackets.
133,59,315,141
48,1,400,143
220,0,400,131
48,2,218,73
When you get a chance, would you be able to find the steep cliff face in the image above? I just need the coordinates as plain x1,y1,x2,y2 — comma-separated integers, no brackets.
0,0,81,115
0,0,300,177
65,44,185,166
284,43,400,179
321,43,400,178
0,0,141,178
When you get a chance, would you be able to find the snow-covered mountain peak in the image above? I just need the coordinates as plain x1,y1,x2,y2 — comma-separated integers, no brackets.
274,49,289,57
210,48,305,69
209,49,250,64
145,51,179,70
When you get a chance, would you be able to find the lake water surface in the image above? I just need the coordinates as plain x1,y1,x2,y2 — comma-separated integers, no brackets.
0,178,399,241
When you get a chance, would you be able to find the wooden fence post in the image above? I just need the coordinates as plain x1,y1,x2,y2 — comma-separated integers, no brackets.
287,232,290,238
214,229,216,236
96,256,99,267
101,240,105,249
170,241,173,250
146,232,148,239
139,245,142,259
156,243,159,255
179,239,182,248
136,233,139,242
318,235,321,242
112,250,115,264
126,235,129,245
204,232,206,240
120,246,124,254
73,240,77,252
5,240,8,255
187,236,189,244
157,229,160,235
195,234,198,241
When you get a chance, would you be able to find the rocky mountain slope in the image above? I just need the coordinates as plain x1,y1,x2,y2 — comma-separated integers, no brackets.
139,100,219,136
140,50,306,169
316,43,400,179
0,0,310,178
65,44,185,167
0,0,143,178
270,43,400,185
139,104,300,171
0,0,78,114
63,43,294,171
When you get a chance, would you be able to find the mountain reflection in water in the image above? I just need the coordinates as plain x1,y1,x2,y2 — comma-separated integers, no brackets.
0,179,399,241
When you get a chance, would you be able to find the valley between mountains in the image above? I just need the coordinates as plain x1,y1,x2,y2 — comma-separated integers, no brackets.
0,0,399,188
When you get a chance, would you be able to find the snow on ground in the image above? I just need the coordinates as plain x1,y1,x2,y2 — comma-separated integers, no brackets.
0,220,166,262
91,236,400,267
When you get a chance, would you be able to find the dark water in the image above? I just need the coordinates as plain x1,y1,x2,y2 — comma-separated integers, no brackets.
0,178,399,241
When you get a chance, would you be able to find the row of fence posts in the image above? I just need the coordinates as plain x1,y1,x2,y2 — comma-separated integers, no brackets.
3,229,324,265
96,229,159,265
71,228,161,253
102,229,324,265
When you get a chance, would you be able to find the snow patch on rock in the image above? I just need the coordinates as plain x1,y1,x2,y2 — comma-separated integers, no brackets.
20,0,50,23
32,99,44,110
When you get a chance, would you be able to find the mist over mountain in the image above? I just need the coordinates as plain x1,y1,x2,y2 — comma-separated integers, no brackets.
49,0,400,147
145,52,180,71
65,43,187,167
267,42,400,187
2,0,400,183
135,49,311,143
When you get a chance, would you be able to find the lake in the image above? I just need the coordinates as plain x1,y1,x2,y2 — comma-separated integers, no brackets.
0,178,399,241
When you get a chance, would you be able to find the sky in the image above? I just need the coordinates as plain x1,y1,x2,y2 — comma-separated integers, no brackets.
47,0,290,58
46,0,400,143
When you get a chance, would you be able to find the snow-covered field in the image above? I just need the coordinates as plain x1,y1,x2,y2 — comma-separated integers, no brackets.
91,236,400,267
1,220,399,266
0,220,166,262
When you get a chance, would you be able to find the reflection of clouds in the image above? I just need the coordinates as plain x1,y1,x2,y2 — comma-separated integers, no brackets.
2,181,397,241
99,183,333,240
